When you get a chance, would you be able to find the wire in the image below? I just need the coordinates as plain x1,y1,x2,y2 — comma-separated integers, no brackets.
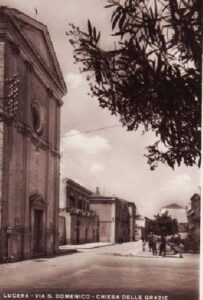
60,123,121,191
62,124,121,138
60,147,96,190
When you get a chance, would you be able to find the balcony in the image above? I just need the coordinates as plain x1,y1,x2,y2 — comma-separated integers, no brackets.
60,207,96,217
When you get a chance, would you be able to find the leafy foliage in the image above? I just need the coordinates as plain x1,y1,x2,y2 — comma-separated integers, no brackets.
145,212,179,236
67,0,201,169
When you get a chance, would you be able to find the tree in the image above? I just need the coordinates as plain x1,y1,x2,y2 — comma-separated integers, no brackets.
145,212,178,237
67,0,201,170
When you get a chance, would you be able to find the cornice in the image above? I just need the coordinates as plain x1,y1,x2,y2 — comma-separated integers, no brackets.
30,193,48,207
0,13,66,106
13,120,61,158
0,30,64,107
5,33,64,106
66,179,93,195
1,9,67,95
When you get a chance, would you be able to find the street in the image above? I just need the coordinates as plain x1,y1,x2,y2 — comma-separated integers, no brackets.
0,241,199,300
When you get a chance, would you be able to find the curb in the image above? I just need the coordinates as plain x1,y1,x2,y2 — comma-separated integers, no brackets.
60,243,115,251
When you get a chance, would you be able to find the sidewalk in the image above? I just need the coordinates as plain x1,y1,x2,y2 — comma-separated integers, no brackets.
100,241,186,258
60,242,114,251
116,245,186,259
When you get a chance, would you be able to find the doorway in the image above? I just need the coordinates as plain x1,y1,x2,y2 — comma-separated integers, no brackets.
76,227,80,244
33,209,44,255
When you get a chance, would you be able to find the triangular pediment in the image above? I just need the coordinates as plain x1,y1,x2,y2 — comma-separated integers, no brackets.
30,193,47,206
19,20,57,76
2,7,67,95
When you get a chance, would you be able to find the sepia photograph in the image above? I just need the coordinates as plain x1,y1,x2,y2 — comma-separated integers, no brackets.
0,1,201,300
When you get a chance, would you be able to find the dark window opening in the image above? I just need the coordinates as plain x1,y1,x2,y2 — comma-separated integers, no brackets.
32,102,43,135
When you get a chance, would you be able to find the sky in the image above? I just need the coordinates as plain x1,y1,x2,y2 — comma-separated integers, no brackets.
1,0,200,218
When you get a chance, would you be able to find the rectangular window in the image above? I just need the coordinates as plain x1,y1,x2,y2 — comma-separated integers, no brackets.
78,199,83,209
69,195,75,208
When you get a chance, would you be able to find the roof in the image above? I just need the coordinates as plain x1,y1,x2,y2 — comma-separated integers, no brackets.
90,195,126,204
0,6,67,96
160,203,187,223
90,195,117,201
162,203,184,209
65,178,93,195
89,195,136,209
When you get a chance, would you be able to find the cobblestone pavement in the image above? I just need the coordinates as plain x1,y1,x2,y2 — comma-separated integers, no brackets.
0,241,200,300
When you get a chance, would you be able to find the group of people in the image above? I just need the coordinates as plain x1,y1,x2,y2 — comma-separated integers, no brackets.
142,233,183,258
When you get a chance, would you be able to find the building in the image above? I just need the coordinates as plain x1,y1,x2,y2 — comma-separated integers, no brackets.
59,179,99,245
0,7,67,262
187,194,200,248
160,203,188,238
89,195,131,243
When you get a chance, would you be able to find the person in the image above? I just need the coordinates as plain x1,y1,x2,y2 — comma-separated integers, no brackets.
159,235,166,256
168,234,183,258
167,235,176,254
151,235,157,255
156,236,161,254
174,234,184,258
142,237,146,252
148,233,154,252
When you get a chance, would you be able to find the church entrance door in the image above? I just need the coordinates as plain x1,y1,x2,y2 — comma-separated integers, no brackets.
33,209,44,255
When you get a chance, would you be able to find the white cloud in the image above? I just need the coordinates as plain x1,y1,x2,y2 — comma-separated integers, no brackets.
61,130,112,155
65,73,84,88
89,163,105,174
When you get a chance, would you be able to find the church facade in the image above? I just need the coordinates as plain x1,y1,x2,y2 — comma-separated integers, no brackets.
0,7,67,262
